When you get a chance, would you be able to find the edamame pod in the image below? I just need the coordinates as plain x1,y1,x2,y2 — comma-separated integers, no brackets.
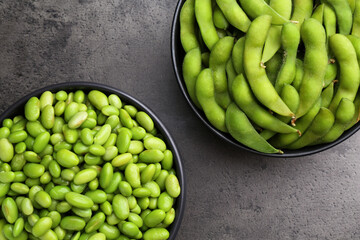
213,5,229,30
311,3,324,23
328,34,360,113
286,108,335,149
194,0,219,50
324,3,336,48
290,0,313,30
266,51,283,85
232,74,298,134
225,103,281,154
231,37,245,75
296,18,328,118
182,47,202,108
318,98,355,143
244,15,293,117
274,22,300,93
180,0,199,52
225,59,237,98
321,81,335,108
352,0,360,37
270,98,322,148
326,0,353,35
215,0,251,32
323,62,338,88
195,68,227,132
209,36,234,109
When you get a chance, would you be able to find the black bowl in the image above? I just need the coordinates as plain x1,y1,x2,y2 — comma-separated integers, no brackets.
0,82,185,239
170,0,360,158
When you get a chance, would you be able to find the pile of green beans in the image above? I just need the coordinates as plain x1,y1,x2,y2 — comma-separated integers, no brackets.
180,0,360,153
0,89,181,240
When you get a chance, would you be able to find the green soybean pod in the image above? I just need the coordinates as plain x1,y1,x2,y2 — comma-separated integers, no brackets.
65,192,94,209
0,138,14,162
321,81,335,108
311,3,324,23
88,90,109,110
32,217,52,237
25,97,41,121
182,47,202,109
244,15,293,117
328,34,360,113
232,37,245,75
318,98,355,143
323,63,338,88
239,0,290,24
74,169,97,185
226,103,281,153
2,197,18,223
274,22,300,93
56,149,79,168
194,0,219,50
326,0,352,35
60,216,86,231
113,194,130,220
180,0,199,52
135,112,154,132
143,228,169,240
232,74,298,134
290,0,313,30
352,0,360,37
296,18,328,118
213,5,229,30
195,68,227,132
85,212,106,233
286,108,335,149
324,3,336,48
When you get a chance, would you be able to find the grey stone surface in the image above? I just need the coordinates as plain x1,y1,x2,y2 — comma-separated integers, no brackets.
1,1,360,239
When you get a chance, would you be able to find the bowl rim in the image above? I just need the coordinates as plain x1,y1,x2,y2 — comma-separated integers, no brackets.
0,81,186,239
170,0,360,158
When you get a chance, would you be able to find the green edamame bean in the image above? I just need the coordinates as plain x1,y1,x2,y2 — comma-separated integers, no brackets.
68,112,88,129
89,144,106,156
157,192,174,212
113,194,130,220
81,118,97,129
84,212,105,233
33,131,50,153
35,190,52,208
85,190,107,204
244,15,293,117
116,128,132,153
136,112,154,133
2,197,18,223
112,153,132,167
73,168,97,185
155,170,169,191
103,133,117,148
63,125,79,144
56,90,67,101
93,124,111,145
130,127,146,141
99,222,120,239
180,0,199,52
56,149,79,168
164,208,175,225
296,18,328,118
21,198,34,216
105,115,120,130
11,118,27,132
0,127,10,139
328,34,360,113
120,221,140,238
65,192,94,209
140,164,156,184
292,59,304,91
119,181,132,197
10,183,29,194
10,154,25,171
88,233,106,240
71,182,87,193
125,163,141,188
24,151,41,163
148,197,158,209
133,188,152,198
81,128,94,146
32,217,52,237
108,94,122,109
143,137,166,151
13,217,24,237
87,90,109,110
128,140,144,155
47,211,61,228
0,138,14,162
74,90,85,103
182,47,202,109
119,109,133,129
64,102,80,123
25,97,41,121
8,130,28,143
56,201,72,213
0,171,15,183
52,117,65,133
103,146,118,161
226,103,281,153
326,0,352,34
165,174,181,198
162,150,173,171
144,209,166,228
101,106,119,116
232,74,298,134
60,216,86,231
100,201,112,216
128,213,143,228
41,105,55,130
60,169,75,181
23,163,45,178
99,162,113,189
2,118,13,128
103,172,121,194
143,181,160,198
72,207,92,218
55,101,66,116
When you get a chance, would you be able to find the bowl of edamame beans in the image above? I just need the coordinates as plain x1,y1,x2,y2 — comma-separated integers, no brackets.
171,0,360,157
0,82,185,239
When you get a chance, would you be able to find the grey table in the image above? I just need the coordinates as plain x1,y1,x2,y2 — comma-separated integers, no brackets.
1,1,360,239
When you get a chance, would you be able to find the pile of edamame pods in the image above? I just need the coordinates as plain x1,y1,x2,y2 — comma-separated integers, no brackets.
0,89,181,239
180,0,360,154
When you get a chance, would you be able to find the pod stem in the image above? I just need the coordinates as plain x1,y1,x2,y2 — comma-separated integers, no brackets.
291,116,296,126
290,20,299,24
329,58,336,64
278,149,284,154
260,62,266,68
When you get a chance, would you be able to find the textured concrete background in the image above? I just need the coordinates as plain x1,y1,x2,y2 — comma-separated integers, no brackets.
1,0,360,239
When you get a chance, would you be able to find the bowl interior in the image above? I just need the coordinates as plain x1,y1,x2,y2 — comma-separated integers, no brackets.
0,82,185,239
170,0,360,158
